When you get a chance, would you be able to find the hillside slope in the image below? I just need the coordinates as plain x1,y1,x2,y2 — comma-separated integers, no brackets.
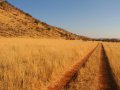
0,1,90,40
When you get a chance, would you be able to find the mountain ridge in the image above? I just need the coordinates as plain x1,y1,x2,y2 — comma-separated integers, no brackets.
0,1,91,40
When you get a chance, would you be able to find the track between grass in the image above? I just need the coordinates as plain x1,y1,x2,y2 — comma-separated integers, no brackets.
47,44,99,90
98,44,118,90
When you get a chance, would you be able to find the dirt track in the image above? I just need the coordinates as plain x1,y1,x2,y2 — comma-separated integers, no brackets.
98,44,118,90
46,43,118,90
47,44,99,90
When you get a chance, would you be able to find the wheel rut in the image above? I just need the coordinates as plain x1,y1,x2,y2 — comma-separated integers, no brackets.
98,44,118,90
47,44,99,90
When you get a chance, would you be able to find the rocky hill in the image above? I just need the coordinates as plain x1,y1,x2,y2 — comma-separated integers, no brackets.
0,1,90,40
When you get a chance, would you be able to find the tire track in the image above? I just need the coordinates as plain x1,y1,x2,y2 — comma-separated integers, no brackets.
63,43,100,90
98,44,118,90
47,44,99,90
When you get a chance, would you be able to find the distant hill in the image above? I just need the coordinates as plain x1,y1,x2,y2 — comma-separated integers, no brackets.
94,38,120,42
0,1,90,40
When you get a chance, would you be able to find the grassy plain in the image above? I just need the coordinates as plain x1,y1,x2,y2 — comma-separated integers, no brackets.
0,38,97,90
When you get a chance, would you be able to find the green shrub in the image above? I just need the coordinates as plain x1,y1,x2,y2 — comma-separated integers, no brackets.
46,27,51,31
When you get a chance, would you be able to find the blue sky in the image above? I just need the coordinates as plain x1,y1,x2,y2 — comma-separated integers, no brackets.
7,0,120,38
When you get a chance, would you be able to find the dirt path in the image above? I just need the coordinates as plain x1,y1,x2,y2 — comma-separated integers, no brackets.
47,44,99,90
98,44,118,90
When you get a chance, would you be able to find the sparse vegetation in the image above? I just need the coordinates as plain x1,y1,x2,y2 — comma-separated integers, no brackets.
45,27,51,31
25,13,32,17
34,19,40,24
0,1,90,40
0,1,7,9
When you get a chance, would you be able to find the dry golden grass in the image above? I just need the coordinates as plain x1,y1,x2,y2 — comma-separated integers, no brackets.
103,42,120,89
0,38,97,90
64,45,99,90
